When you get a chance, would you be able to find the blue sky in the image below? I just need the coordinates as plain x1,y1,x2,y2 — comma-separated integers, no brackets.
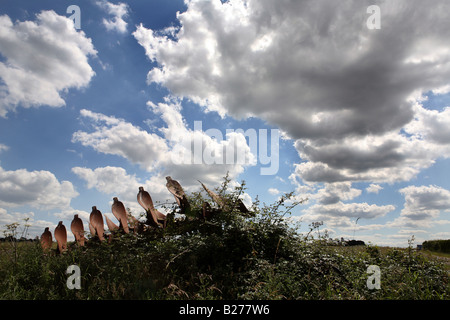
1,0,450,247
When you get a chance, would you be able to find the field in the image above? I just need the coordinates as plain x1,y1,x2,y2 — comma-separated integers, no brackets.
418,250,450,271
0,181,449,300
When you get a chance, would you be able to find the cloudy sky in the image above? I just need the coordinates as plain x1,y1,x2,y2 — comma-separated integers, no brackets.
1,0,450,246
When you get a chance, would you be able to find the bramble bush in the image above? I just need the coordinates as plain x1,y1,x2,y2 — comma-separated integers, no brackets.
0,175,449,299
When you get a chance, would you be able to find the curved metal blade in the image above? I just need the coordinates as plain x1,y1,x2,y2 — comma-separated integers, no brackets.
166,176,185,206
202,201,212,219
154,208,166,221
166,176,190,214
88,222,96,237
198,180,226,208
137,186,155,211
90,206,105,241
104,214,119,232
40,227,52,251
70,214,85,246
54,221,67,253
236,198,249,214
111,197,129,234
138,187,166,227
127,212,145,233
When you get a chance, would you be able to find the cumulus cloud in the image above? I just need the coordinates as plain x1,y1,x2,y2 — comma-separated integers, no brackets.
133,0,450,138
72,166,140,197
399,185,450,220
72,109,169,171
0,208,55,239
385,185,450,229
298,200,394,235
0,10,97,117
268,188,280,195
366,184,383,194
0,207,94,242
404,103,450,146
71,166,168,212
0,166,78,210
0,144,8,153
72,99,256,196
294,181,393,233
96,1,129,34
133,0,450,189
314,182,362,205
0,208,34,227
71,165,157,216
306,202,395,220
292,120,450,184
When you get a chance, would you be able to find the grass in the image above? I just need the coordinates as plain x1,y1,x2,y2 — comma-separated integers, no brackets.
0,177,449,300
418,250,450,271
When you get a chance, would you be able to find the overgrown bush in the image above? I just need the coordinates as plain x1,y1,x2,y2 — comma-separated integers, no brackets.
0,176,449,299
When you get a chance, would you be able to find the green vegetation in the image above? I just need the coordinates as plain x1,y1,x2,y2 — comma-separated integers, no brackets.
0,176,449,300
423,239,450,254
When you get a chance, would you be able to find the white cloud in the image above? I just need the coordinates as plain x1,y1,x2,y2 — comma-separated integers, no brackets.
133,0,450,140
133,0,450,190
431,232,450,239
0,207,95,242
305,201,395,220
72,109,169,171
292,125,450,184
404,103,450,146
97,1,129,34
72,99,256,192
0,11,97,117
72,166,139,197
386,185,450,229
72,165,151,217
399,185,450,220
0,208,34,228
0,144,8,153
366,184,383,194
294,181,394,235
0,208,56,239
0,166,78,210
268,188,280,195
313,182,361,205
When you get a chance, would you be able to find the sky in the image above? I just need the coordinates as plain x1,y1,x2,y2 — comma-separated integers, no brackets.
0,0,450,247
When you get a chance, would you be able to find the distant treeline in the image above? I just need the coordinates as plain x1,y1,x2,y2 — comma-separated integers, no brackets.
422,239,450,254
0,237,37,242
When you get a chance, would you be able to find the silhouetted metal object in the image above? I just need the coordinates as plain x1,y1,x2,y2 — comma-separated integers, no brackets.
137,186,166,228
54,221,67,253
202,201,212,219
111,197,129,234
198,180,250,215
105,214,119,232
166,176,190,214
40,227,52,251
198,180,226,208
90,206,105,241
236,198,249,214
88,222,96,237
127,212,145,233
70,214,85,246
